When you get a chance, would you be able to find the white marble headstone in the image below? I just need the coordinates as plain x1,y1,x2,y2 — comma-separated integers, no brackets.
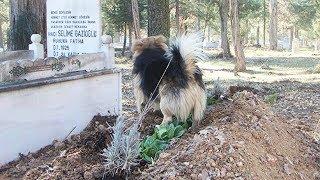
47,0,102,57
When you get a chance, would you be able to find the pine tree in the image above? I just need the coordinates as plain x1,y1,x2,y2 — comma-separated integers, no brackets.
8,0,46,50
147,0,170,38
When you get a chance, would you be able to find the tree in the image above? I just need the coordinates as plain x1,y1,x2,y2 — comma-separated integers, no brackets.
0,0,9,50
175,0,181,34
217,0,232,58
269,0,278,50
263,0,266,46
148,0,170,38
230,0,246,72
0,18,3,49
102,0,133,55
8,0,46,50
131,0,141,39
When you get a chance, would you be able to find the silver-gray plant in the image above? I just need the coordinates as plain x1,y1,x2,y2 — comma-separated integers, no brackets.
212,78,224,99
102,116,140,176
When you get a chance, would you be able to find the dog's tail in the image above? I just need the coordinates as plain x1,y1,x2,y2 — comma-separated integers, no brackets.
166,33,207,82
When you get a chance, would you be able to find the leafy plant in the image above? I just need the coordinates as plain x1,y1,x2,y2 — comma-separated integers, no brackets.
207,96,221,106
265,93,278,104
139,134,167,163
139,119,191,163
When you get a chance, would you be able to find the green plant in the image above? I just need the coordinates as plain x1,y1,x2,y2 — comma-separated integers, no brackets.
265,93,278,104
139,134,167,163
139,120,191,163
207,96,221,106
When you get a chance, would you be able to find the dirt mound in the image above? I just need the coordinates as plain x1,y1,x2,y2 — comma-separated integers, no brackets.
135,91,319,179
1,92,318,179
0,115,116,180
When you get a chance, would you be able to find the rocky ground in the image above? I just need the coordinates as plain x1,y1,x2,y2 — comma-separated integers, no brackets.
0,56,319,179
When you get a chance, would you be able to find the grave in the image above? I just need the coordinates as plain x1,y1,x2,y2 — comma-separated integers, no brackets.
0,0,121,163
47,0,102,57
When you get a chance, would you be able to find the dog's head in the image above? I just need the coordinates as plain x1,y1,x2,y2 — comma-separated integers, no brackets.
131,35,168,54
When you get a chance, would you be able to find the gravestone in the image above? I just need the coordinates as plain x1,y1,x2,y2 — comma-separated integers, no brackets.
47,0,102,57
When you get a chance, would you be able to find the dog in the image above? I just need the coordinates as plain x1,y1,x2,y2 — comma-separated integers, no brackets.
132,34,207,125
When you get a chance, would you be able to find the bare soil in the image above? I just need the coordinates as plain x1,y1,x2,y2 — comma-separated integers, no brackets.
134,91,320,180
0,115,116,180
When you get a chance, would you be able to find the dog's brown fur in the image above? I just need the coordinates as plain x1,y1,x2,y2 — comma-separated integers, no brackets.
132,34,207,125
131,35,168,58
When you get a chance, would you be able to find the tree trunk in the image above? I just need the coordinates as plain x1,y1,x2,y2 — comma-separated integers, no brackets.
129,24,133,50
230,0,246,72
0,19,3,49
148,0,170,38
218,0,232,58
9,0,46,50
196,18,201,31
263,0,266,46
244,20,249,45
289,26,294,50
256,26,260,45
269,0,278,50
122,24,127,56
131,0,141,39
175,0,180,34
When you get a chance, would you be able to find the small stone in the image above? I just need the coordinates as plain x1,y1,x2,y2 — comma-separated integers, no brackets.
201,169,210,180
220,168,227,177
53,141,64,149
228,145,236,154
237,161,244,167
98,125,108,133
283,163,291,175
191,173,197,179
211,161,217,167
233,141,245,148
183,162,190,166
229,157,234,162
205,162,211,168
226,172,234,177
235,177,244,180
159,152,170,159
266,154,277,165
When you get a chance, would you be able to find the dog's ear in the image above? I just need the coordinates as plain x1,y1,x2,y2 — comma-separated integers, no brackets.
154,35,167,44
132,39,143,52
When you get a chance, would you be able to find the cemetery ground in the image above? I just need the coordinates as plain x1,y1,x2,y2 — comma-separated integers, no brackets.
0,48,320,179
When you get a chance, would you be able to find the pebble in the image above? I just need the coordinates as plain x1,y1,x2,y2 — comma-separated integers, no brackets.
220,168,227,177
235,177,244,180
226,172,234,177
266,154,277,165
233,141,245,148
200,169,210,180
211,161,217,167
183,162,190,166
159,152,170,159
191,173,197,179
237,161,244,167
98,125,108,133
228,145,236,154
283,163,291,175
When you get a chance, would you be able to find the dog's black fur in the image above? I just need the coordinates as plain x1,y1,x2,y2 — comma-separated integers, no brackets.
133,45,205,101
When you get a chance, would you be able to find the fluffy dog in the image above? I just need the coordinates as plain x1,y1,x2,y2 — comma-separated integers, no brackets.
132,34,207,125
